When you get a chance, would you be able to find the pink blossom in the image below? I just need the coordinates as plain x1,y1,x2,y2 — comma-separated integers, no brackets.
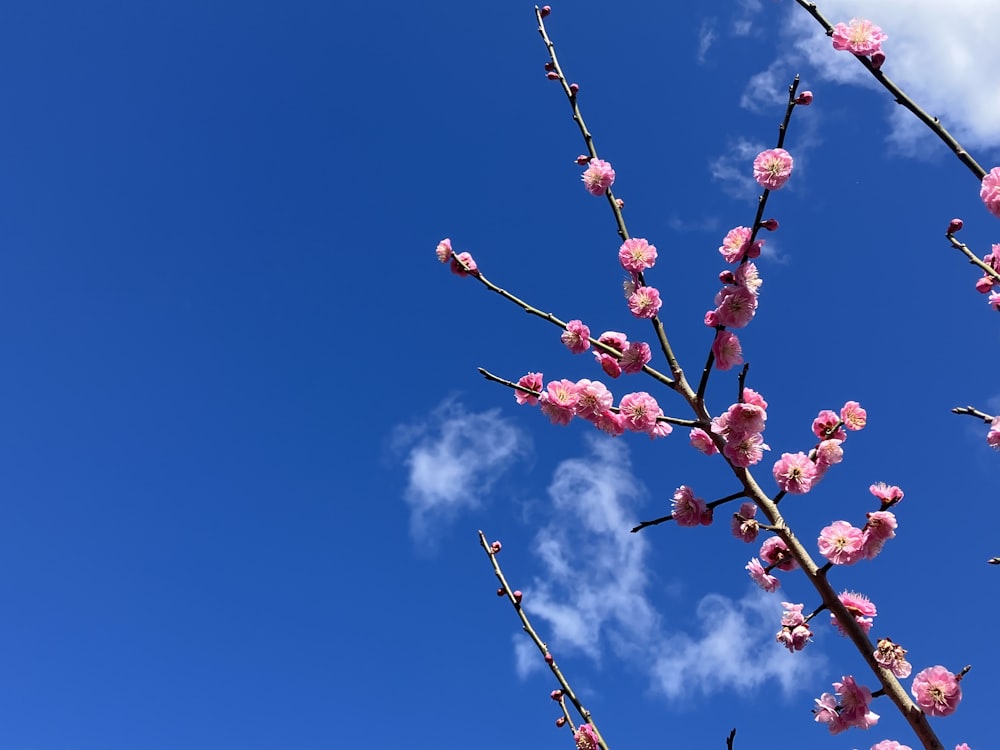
539,379,580,425
712,330,743,370
726,402,767,435
772,452,818,494
795,91,813,105
594,410,625,436
814,439,844,474
731,501,759,542
870,742,912,750
955,744,972,750
597,331,628,353
690,427,718,455
833,590,877,635
813,692,844,732
723,431,769,467
574,379,614,421
435,238,453,263
776,602,812,651
734,261,762,295
620,341,651,373
875,638,912,679
752,148,794,190
619,238,658,273
831,18,888,56
515,372,544,405
596,354,622,379
628,285,662,319
647,418,673,440
980,167,1000,218
834,675,880,730
742,388,768,409
719,226,761,263
450,251,479,277
861,510,897,559
911,666,962,717
714,285,758,328
812,409,847,441
561,320,591,354
582,158,615,196
841,401,867,430
618,391,663,434
989,291,1000,311
746,557,779,592
988,416,1000,449
760,535,798,571
869,482,904,506
672,486,706,527
818,520,865,565
574,723,600,750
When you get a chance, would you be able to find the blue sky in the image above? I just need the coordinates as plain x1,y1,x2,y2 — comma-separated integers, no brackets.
0,1,997,749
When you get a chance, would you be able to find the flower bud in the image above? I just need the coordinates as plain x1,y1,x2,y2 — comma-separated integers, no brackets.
975,275,995,293
569,83,579,94
540,5,551,18
550,689,563,700
760,218,779,231
947,218,964,234
718,270,735,284
496,588,505,597
871,52,885,69
546,71,559,81
544,61,555,72
544,652,554,664
575,154,589,165
491,540,502,553
615,198,624,209
513,590,523,603
555,717,566,727
795,90,813,105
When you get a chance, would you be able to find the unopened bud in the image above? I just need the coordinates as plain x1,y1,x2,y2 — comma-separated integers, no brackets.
871,52,885,70
975,275,994,294
760,218,779,231
555,716,566,727
575,154,589,165
719,270,735,284
615,198,624,209
540,5,551,18
544,61,555,72
546,71,559,81
947,218,964,234
550,689,563,700
795,91,813,105
491,540,502,553
544,652,554,664
496,587,505,597
569,83,579,94
513,590,523,604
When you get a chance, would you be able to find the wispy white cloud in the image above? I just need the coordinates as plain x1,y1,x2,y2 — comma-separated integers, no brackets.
393,399,527,539
764,1,1000,153
732,0,762,36
516,437,824,701
665,214,721,234
650,592,824,701
697,19,717,65
709,137,766,200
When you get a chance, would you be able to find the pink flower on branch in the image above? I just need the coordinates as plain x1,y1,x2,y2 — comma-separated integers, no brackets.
712,330,743,370
989,416,1000,449
539,379,580,425
861,510,897,559
435,237,453,263
776,601,812,652
731,501,759,543
573,379,614,421
869,482,903,506
818,520,865,565
870,740,912,750
719,226,762,263
980,166,1000,218
671,485,706,527
450,251,479,277
746,557,780,592
620,341,651,373
618,237,657,273
875,637,912,679
514,372,544,405
581,158,615,196
628,285,662,319
831,18,888,56
561,319,591,354
841,400,868,430
832,590,877,635
574,724,600,750
911,666,962,717
752,148,794,190
772,451,818,494
760,535,798,571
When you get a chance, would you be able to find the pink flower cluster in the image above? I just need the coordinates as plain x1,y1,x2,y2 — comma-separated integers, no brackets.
435,238,481,277
671,485,712,527
973,244,1000,299
772,401,867,494
582,158,615,196
813,675,879,734
817,509,897,565
585,330,651,377
719,226,763,264
514,372,671,439
752,148,794,190
874,637,912,679
573,723,600,750
706,388,771,467
831,18,888,56
617,237,663,319
832,590,876,635
911,665,962,717
731,501,759,542
747,535,797,592
776,601,812,652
